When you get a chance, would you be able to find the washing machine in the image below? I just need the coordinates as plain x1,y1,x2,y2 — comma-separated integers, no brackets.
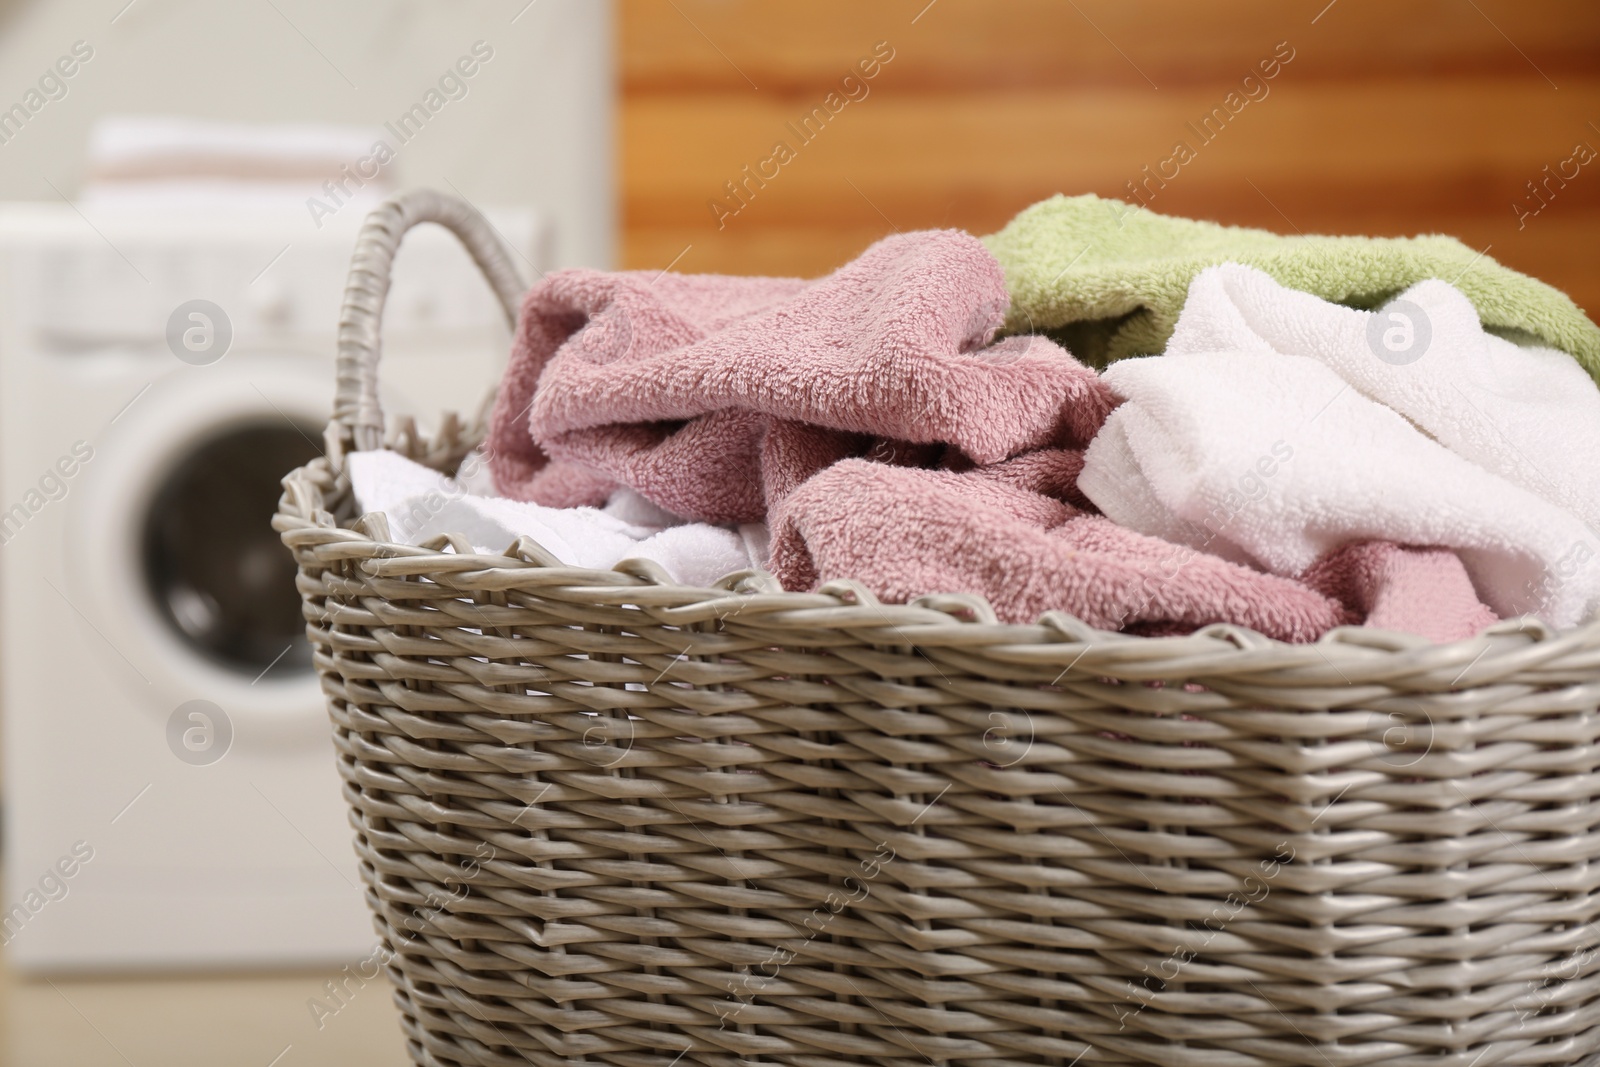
0,200,544,971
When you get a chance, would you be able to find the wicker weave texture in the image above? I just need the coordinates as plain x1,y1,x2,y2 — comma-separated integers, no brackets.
277,192,1600,1067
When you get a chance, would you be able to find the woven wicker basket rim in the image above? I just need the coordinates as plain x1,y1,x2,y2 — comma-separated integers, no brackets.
279,438,1600,700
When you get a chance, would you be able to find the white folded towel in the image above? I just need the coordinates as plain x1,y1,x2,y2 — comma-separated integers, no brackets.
80,115,391,213
348,450,769,588
1168,263,1600,534
1081,350,1600,628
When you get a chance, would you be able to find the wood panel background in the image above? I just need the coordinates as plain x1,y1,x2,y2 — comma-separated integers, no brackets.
619,0,1600,320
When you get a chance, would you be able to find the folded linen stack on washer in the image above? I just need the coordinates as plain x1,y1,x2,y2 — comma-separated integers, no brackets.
80,115,392,213
353,195,1600,643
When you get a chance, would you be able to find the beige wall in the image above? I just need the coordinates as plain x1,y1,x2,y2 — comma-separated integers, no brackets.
0,0,614,268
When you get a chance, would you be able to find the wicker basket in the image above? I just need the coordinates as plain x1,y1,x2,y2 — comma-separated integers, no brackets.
277,190,1600,1067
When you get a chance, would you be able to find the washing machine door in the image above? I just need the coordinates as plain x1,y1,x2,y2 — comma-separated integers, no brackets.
141,420,320,677
70,353,335,740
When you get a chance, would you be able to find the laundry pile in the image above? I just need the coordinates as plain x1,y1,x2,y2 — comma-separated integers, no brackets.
352,194,1600,642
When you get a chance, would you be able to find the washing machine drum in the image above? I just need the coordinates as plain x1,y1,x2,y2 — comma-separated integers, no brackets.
141,423,322,675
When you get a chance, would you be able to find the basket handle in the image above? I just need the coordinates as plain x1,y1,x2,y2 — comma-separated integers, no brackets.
330,189,528,457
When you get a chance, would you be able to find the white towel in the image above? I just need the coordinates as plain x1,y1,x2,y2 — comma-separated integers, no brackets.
1074,416,1257,567
1167,263,1600,534
79,115,392,212
1081,351,1600,628
87,115,378,172
348,450,769,588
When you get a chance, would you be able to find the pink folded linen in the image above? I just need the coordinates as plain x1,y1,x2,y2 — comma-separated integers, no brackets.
487,230,1114,522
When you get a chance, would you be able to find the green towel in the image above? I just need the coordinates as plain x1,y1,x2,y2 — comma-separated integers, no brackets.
981,194,1600,379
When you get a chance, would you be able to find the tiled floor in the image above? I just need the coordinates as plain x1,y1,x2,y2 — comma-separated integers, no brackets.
0,949,410,1066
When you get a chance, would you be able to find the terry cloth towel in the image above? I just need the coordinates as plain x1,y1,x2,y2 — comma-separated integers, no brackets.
1078,414,1496,641
980,194,1600,380
486,229,1115,523
1168,263,1600,535
1079,349,1600,628
769,450,1353,641
349,449,768,588
1302,541,1498,643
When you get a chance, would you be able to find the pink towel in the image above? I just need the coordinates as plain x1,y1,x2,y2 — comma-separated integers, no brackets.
769,452,1354,641
1303,541,1498,643
487,230,1114,522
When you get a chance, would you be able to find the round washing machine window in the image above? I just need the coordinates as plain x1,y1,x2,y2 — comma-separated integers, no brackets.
139,422,323,676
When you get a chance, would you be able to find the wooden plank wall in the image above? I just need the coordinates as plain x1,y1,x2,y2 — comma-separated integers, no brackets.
619,0,1600,320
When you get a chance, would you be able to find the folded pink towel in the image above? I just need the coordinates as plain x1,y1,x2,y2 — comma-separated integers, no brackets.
487,230,1114,522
